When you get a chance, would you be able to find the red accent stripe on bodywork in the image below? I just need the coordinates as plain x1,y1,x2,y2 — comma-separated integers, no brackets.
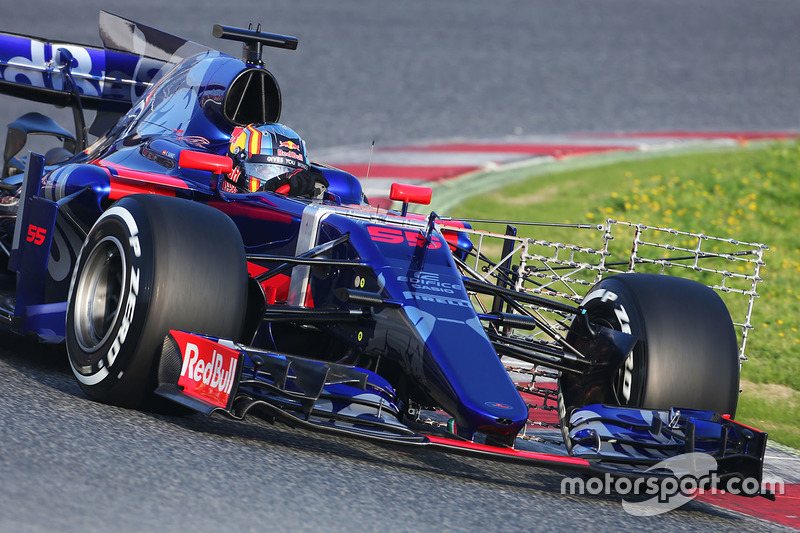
95,161,191,199
425,435,590,466
720,413,763,432
247,262,291,304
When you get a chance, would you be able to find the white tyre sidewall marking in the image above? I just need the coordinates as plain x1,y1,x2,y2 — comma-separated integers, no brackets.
68,205,142,386
580,287,635,403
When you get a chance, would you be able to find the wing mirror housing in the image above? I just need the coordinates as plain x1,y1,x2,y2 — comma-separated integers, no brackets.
178,151,234,194
178,151,233,174
390,183,432,217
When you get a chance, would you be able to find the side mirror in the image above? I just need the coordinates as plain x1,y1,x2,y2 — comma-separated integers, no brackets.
390,183,432,217
178,151,233,174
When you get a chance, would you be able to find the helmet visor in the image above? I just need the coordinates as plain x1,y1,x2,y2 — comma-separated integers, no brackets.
242,162,294,183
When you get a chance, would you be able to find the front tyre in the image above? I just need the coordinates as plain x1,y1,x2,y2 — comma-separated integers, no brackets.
567,273,740,416
66,195,248,408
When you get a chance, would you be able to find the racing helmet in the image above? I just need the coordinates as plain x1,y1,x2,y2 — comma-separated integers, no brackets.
228,123,310,192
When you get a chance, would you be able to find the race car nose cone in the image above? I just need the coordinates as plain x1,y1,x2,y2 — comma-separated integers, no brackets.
400,306,528,441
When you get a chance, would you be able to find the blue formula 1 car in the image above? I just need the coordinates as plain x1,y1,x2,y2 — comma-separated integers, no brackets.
0,12,773,498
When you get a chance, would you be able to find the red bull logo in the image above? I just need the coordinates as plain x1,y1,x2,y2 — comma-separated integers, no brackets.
173,332,242,409
280,140,301,151
277,149,305,161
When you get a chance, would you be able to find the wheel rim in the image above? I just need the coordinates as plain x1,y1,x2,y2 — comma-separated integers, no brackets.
72,236,127,355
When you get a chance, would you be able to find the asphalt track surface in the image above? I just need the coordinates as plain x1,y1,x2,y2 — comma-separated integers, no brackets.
2,0,800,149
2,2,800,531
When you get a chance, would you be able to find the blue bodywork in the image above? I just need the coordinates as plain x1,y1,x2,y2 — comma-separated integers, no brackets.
1,13,526,443
0,13,769,491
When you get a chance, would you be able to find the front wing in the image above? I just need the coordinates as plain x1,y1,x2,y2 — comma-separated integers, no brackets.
155,330,770,497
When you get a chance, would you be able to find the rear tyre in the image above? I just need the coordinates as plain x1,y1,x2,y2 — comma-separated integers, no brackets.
568,273,740,416
66,195,248,408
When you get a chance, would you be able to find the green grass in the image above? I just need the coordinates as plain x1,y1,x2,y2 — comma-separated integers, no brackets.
738,380,800,448
446,141,800,447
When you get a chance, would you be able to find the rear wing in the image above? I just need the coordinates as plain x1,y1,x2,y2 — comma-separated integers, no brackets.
0,32,155,114
0,11,210,114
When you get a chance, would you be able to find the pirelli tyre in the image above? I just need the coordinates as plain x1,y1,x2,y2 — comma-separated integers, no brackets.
568,273,740,417
66,195,248,408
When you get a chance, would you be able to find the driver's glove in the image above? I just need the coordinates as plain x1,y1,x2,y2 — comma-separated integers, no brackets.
262,168,329,197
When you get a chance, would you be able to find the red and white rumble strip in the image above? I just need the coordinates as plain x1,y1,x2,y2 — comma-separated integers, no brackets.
315,131,798,208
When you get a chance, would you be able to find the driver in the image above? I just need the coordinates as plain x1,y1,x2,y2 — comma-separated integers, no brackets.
226,122,328,196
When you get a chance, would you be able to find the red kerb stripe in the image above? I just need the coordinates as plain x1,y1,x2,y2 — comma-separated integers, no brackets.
334,163,479,181
379,144,635,156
